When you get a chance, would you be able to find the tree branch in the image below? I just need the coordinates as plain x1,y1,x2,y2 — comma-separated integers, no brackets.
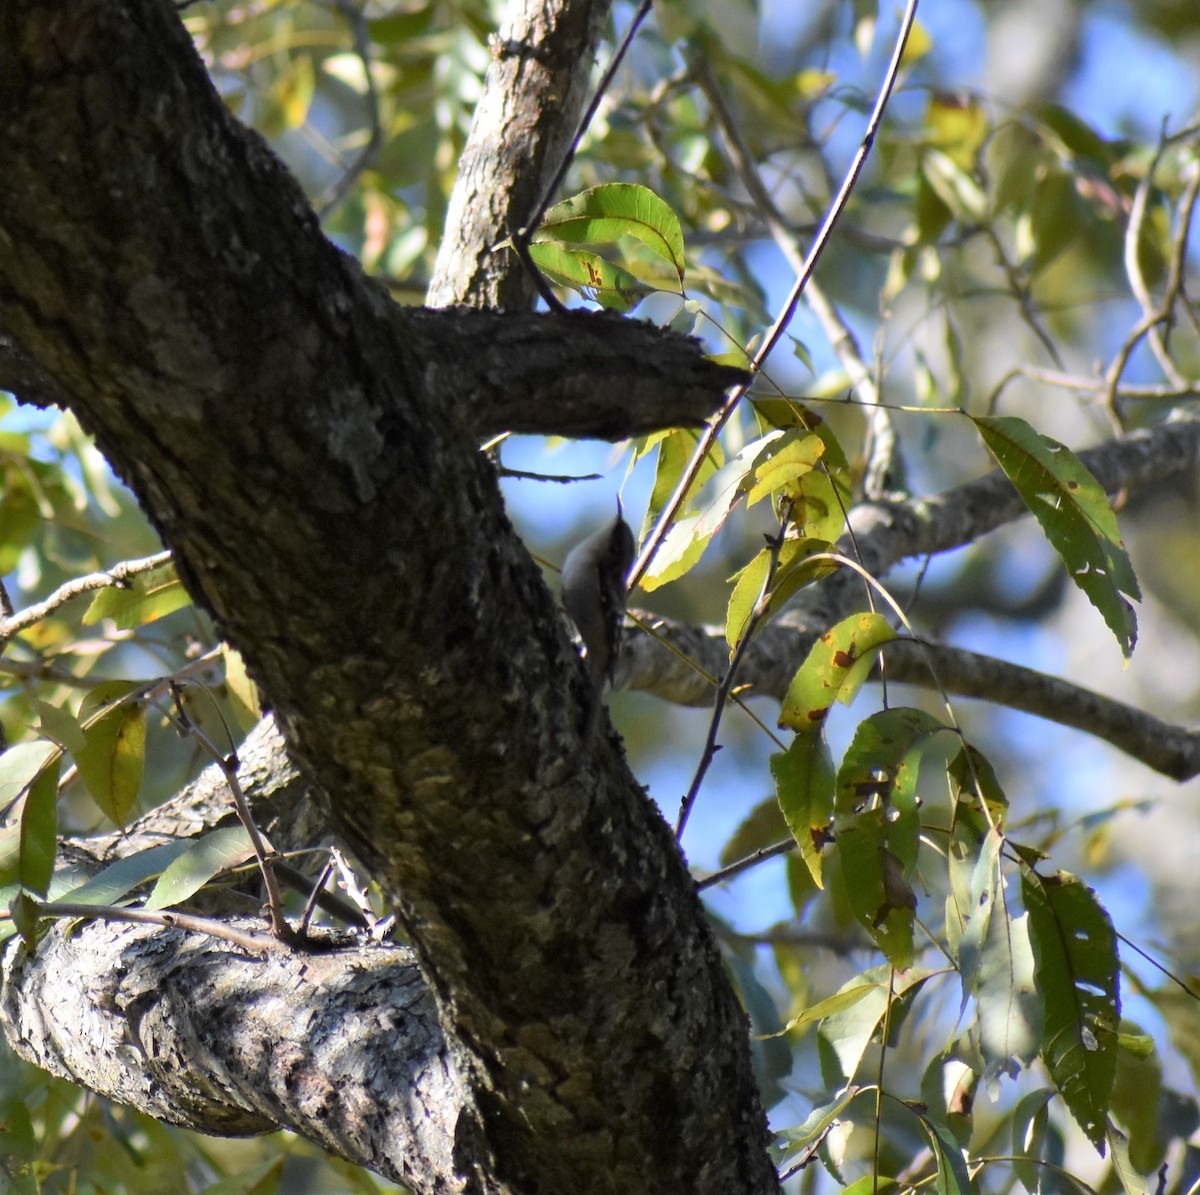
0,3,775,1190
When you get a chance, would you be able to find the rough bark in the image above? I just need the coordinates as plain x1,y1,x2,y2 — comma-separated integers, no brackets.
0,3,776,1193
427,0,612,309
1,721,471,1191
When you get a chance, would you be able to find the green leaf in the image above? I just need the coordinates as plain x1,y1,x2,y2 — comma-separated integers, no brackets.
974,415,1140,655
912,1106,977,1195
1110,1022,1165,1175
947,827,1040,1081
817,965,935,1087
1011,1088,1057,1194
31,698,86,755
770,734,834,887
74,682,146,826
641,432,779,591
1104,1120,1154,1195
0,739,58,809
144,827,253,910
57,841,194,908
725,538,836,650
922,147,988,223
773,1086,866,1162
782,981,880,1034
524,242,650,311
1021,865,1120,1150
536,183,686,287
19,755,59,896
831,708,942,966
83,563,191,629
779,612,896,732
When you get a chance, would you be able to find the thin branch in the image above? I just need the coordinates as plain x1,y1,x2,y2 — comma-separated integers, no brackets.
629,0,921,591
1103,126,1200,424
0,550,173,644
314,0,384,218
675,505,791,839
1015,366,1200,402
164,684,296,942
695,838,794,890
622,612,1200,781
517,0,654,242
691,53,900,498
28,899,285,954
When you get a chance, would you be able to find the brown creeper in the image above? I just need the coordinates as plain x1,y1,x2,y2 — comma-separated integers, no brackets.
560,503,635,738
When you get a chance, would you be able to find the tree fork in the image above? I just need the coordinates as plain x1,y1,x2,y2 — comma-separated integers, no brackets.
0,2,776,1191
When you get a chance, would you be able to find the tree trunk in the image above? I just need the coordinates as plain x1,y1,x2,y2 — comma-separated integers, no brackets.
0,2,776,1192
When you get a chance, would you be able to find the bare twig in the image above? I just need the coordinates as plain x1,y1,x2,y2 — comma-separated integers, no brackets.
675,505,791,839
0,550,173,645
694,838,794,890
1103,127,1200,425
28,899,285,954
314,0,384,218
165,684,297,942
516,0,654,244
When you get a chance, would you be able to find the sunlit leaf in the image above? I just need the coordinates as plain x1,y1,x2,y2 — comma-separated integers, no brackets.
74,682,146,826
536,183,686,286
773,1086,866,1164
525,242,649,311
1104,1120,1154,1195
1021,865,1120,1150
745,430,825,507
781,981,880,1034
817,965,935,1087
974,415,1139,656
1011,1088,1057,1194
641,433,779,591
829,708,941,966
0,739,58,809
57,841,194,908
725,538,836,650
923,148,988,224
779,613,895,732
83,563,191,630
1110,1022,1166,1175
31,697,86,755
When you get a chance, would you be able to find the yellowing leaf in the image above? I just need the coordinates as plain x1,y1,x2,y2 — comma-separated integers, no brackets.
974,415,1140,656
779,612,895,732
83,563,191,630
745,431,825,507
525,242,649,311
74,682,146,826
725,538,836,650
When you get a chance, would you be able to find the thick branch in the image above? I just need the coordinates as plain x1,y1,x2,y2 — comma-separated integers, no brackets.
622,615,1200,780
427,0,612,308
0,4,774,1191
407,308,746,440
1,717,479,1192
1,922,467,1192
